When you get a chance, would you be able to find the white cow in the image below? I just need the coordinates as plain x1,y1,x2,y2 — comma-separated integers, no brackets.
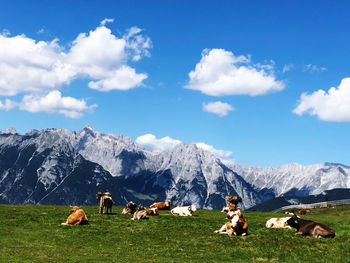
265,217,293,229
171,205,197,216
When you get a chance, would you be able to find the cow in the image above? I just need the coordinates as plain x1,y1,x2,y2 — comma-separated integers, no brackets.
96,192,115,214
214,209,248,236
61,206,88,226
171,205,197,216
150,201,171,210
266,217,292,229
122,201,138,214
299,209,307,215
132,207,149,221
146,207,159,216
225,195,242,206
221,204,236,213
286,214,335,238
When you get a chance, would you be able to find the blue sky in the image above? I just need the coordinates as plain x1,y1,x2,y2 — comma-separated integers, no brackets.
0,0,350,167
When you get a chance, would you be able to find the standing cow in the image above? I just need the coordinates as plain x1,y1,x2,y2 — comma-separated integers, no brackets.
96,192,115,214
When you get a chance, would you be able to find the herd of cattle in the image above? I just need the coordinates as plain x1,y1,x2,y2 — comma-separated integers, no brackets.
61,192,335,238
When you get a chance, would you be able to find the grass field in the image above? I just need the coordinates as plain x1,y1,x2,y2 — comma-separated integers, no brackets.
1,204,350,263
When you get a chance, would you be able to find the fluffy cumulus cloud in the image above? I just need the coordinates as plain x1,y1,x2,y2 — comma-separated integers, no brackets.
135,134,182,152
184,48,284,96
135,133,234,160
202,101,234,117
19,90,97,118
0,19,151,117
293,78,350,122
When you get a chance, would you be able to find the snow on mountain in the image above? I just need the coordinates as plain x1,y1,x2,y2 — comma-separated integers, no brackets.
0,128,128,205
1,125,349,209
229,162,350,197
0,126,260,208
144,143,261,209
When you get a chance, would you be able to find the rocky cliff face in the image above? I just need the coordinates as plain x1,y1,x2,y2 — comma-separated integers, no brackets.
1,126,349,209
0,126,261,208
0,129,128,205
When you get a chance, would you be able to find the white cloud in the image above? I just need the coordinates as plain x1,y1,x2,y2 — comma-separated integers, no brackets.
88,65,147,92
135,134,182,152
19,90,97,118
136,133,234,161
100,18,114,26
0,99,16,111
0,20,151,96
303,64,327,73
293,78,350,122
203,101,234,117
283,64,294,73
184,48,284,96
195,142,233,159
124,27,152,61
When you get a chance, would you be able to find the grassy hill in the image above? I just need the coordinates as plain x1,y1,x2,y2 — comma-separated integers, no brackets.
1,204,350,262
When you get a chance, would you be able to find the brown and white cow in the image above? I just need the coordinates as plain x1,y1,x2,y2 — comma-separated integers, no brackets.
96,192,115,214
150,200,171,210
146,207,159,216
286,214,335,238
132,206,148,221
122,201,138,214
61,206,88,226
266,217,292,229
215,208,248,236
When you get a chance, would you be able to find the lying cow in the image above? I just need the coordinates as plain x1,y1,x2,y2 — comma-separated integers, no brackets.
122,201,138,214
146,207,159,216
225,195,242,206
286,214,335,238
171,205,196,216
266,217,292,229
96,192,115,214
214,209,248,236
150,200,171,210
132,207,148,221
61,206,88,226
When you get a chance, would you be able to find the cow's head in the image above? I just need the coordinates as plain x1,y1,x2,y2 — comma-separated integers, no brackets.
96,192,103,200
286,214,300,229
189,204,197,212
70,206,80,214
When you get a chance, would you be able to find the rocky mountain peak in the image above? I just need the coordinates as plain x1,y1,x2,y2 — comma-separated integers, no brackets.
0,127,17,135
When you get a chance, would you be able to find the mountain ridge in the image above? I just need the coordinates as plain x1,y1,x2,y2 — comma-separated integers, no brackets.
1,126,349,210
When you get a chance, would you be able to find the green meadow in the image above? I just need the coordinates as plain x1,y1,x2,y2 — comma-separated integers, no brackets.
0,204,349,263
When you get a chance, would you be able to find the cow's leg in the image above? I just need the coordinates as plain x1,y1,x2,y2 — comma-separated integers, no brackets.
214,223,228,234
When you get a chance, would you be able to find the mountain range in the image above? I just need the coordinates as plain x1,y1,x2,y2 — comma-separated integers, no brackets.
0,125,349,209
